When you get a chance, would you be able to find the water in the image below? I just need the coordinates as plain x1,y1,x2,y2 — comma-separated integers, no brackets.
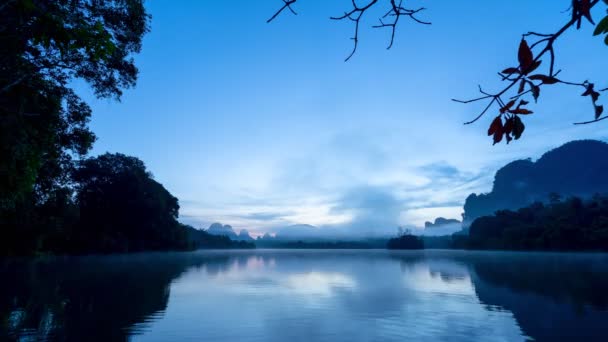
2,250,608,341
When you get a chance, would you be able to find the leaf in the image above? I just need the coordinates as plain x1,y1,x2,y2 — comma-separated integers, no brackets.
518,39,534,72
528,74,560,84
493,131,503,145
528,60,542,74
518,79,526,94
594,16,608,36
488,116,503,136
500,100,516,113
596,105,604,119
501,67,520,75
512,116,525,140
605,34,608,45
582,83,594,96
519,100,529,106
504,117,514,134
579,0,595,25
591,91,600,102
531,84,540,102
510,108,534,115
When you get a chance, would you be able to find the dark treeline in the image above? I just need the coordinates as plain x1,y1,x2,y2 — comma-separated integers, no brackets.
386,234,424,250
0,1,252,255
263,240,377,249
467,195,608,251
389,193,608,251
2,153,253,256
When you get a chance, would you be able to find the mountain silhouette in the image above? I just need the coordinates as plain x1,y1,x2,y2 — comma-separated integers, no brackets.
463,140,608,226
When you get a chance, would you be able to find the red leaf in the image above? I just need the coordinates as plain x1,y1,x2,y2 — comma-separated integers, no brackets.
531,84,540,102
488,116,503,136
493,131,503,145
512,116,525,140
580,0,595,25
501,67,520,75
500,100,516,114
518,39,534,72
510,108,534,115
528,74,560,84
528,60,542,74
504,117,514,135
518,79,526,94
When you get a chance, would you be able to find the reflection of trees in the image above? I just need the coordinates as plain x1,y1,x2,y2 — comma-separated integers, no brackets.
399,252,608,342
469,254,608,341
0,252,240,341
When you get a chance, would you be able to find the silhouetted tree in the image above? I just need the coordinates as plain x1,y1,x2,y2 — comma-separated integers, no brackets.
1,0,150,209
467,194,608,251
387,231,424,249
69,153,188,253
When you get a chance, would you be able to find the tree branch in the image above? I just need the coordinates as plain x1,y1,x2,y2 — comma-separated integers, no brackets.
455,0,602,126
267,0,298,23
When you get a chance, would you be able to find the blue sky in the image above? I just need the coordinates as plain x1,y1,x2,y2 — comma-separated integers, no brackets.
78,1,608,236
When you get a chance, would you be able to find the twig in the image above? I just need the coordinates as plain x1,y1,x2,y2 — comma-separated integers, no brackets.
267,0,298,23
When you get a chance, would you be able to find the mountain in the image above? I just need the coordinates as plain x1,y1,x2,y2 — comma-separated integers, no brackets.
273,224,320,240
463,140,608,226
206,222,238,239
205,223,254,241
424,217,460,229
236,229,254,241
421,217,462,236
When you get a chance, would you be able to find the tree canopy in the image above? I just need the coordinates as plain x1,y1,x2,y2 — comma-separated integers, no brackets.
0,0,150,209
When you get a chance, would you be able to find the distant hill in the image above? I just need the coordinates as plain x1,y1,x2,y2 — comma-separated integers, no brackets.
273,224,320,240
422,217,462,236
184,225,255,249
206,223,253,241
463,140,608,226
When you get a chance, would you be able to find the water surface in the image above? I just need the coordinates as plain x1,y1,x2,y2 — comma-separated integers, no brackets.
2,250,608,341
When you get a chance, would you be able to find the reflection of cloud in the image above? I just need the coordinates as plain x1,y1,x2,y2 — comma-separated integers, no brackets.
402,262,474,295
235,211,296,222
284,272,356,296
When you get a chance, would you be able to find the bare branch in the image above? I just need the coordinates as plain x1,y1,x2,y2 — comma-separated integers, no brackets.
574,115,608,125
267,0,298,23
373,1,429,50
268,0,430,60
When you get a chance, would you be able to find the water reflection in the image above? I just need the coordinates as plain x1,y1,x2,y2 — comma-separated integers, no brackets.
1,250,607,341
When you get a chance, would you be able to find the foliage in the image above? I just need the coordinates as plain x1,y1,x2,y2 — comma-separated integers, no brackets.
0,0,150,209
467,194,608,251
386,234,424,249
70,153,188,253
185,225,255,249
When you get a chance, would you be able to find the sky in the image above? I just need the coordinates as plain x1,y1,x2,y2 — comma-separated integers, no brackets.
78,1,608,236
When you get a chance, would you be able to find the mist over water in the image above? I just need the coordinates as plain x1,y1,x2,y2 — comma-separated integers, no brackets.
2,250,608,341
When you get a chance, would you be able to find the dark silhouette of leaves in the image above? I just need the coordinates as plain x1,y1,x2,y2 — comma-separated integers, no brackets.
518,39,534,72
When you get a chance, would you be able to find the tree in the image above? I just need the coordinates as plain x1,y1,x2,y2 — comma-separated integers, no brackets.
268,0,608,143
0,0,150,209
71,153,189,253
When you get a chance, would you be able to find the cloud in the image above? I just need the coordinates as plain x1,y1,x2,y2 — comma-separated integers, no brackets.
236,211,296,221
327,185,405,236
